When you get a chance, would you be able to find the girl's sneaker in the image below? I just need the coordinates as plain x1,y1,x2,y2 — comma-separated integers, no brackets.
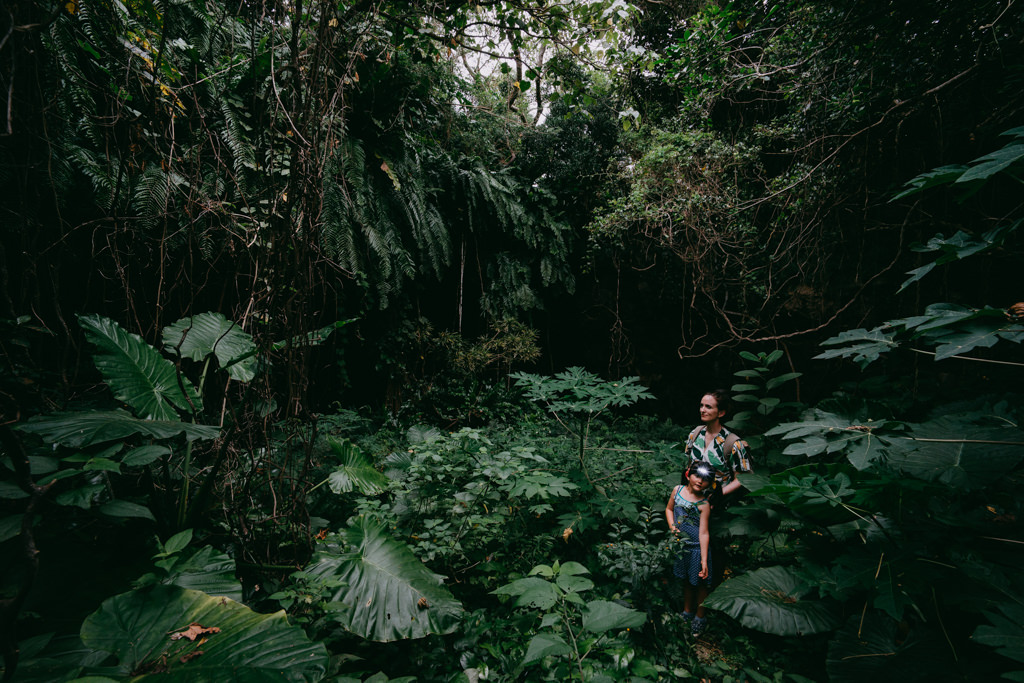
680,610,694,623
691,616,707,636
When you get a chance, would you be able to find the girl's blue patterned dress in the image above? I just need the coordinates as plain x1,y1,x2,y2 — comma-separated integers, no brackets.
672,486,712,587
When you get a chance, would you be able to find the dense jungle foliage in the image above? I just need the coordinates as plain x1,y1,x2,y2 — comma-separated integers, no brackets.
2,0,1024,680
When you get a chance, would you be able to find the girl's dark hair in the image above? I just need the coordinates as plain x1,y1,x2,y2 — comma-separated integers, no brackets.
682,462,716,484
702,389,731,415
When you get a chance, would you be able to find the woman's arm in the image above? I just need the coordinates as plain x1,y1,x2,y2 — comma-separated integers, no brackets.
721,476,743,497
698,500,711,578
665,486,678,532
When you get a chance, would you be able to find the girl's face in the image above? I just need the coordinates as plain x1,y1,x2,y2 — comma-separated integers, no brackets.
699,395,723,425
688,472,711,492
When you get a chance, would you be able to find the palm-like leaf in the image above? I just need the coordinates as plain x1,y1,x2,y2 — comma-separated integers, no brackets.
16,410,219,448
79,314,202,420
703,566,841,636
305,516,463,642
162,313,258,382
974,603,1024,678
157,546,244,602
80,584,328,681
326,438,389,495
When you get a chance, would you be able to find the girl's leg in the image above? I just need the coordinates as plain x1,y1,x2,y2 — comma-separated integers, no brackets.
695,586,710,618
683,584,697,615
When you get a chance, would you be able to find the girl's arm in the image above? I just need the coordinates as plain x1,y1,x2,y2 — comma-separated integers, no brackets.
665,487,678,533
698,500,711,579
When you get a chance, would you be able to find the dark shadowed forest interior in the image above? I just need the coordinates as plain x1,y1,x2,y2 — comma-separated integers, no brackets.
1,0,1023,681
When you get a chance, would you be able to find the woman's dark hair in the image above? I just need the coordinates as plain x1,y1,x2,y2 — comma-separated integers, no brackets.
702,389,731,416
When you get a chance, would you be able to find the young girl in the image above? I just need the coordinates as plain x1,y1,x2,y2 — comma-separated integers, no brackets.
665,462,714,635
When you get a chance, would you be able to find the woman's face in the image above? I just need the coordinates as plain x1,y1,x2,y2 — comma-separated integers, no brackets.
699,394,723,425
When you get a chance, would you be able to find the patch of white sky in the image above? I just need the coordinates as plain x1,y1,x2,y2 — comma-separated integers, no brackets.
438,0,647,125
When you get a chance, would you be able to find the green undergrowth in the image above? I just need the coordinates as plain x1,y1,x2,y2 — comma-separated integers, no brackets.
2,316,1023,682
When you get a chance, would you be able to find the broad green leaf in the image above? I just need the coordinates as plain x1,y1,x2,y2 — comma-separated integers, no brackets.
100,500,155,522
0,514,22,542
844,433,888,470
36,469,78,486
305,516,463,641
827,612,951,682
886,416,1024,488
765,372,801,390
507,472,577,499
0,481,30,500
782,435,828,457
815,327,896,367
493,577,561,610
84,457,121,473
932,321,1019,360
27,455,59,474
56,484,104,509
558,561,589,576
79,314,202,420
162,313,258,382
872,569,916,622
17,410,219,448
271,320,351,351
891,164,968,200
581,600,646,633
912,302,977,332
79,585,328,681
957,142,1024,183
703,566,841,636
555,572,594,594
522,632,572,665
974,604,1024,666
898,224,1018,291
163,529,194,555
897,263,937,292
123,445,170,467
326,438,388,495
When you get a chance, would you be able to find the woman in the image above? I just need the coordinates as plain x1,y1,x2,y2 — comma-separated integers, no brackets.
682,390,752,602
684,389,751,504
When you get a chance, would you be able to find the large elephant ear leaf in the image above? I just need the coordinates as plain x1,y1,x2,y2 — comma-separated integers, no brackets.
305,516,463,642
162,313,258,383
827,611,952,682
79,584,328,682
886,415,1024,489
78,314,202,420
17,410,219,448
703,566,840,636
